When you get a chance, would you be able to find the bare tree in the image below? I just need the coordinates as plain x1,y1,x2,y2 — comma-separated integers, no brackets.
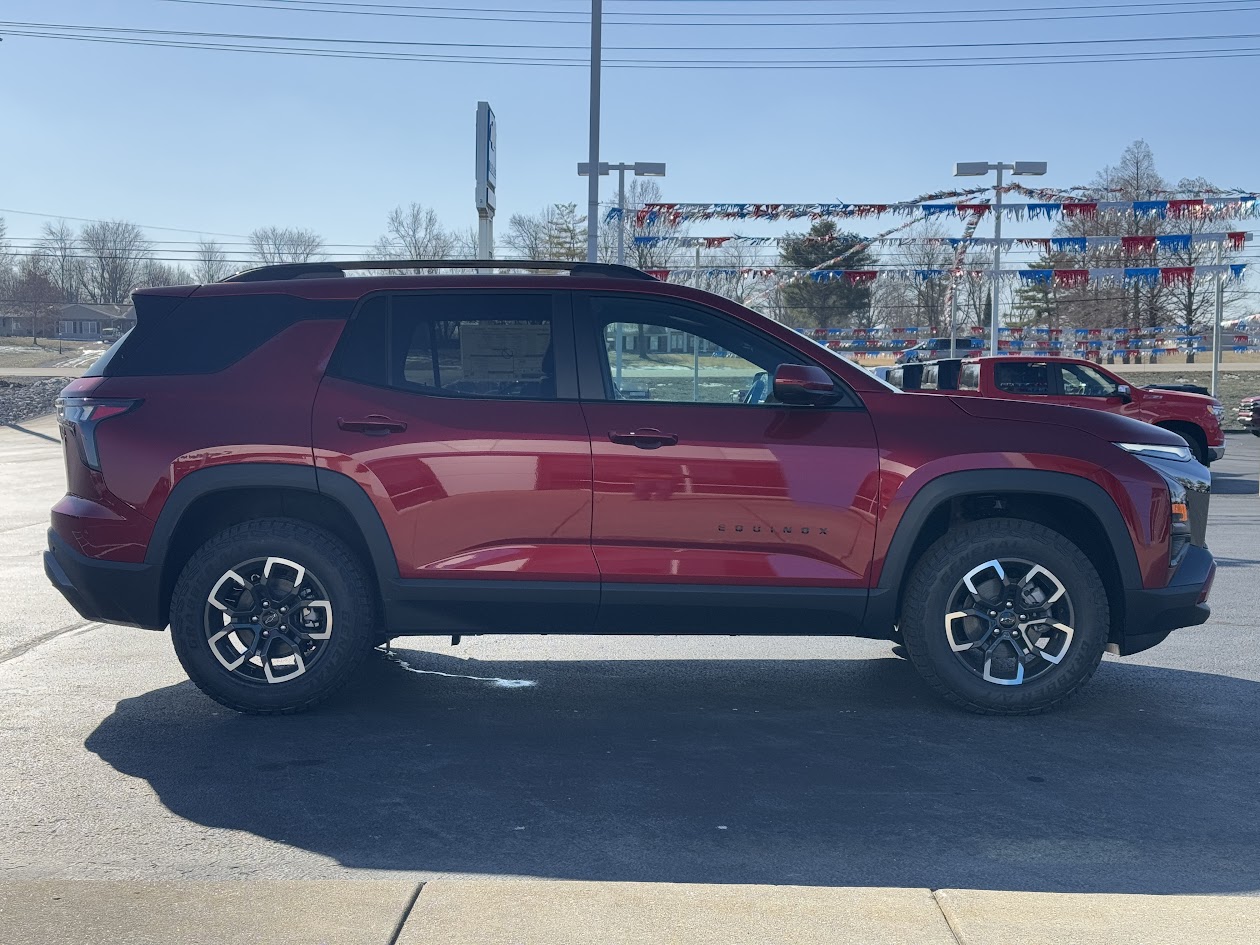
374,203,453,261
11,257,64,343
140,259,193,288
249,226,325,265
192,239,232,283
503,210,551,260
36,221,82,303
78,220,152,304
0,217,13,301
450,226,478,260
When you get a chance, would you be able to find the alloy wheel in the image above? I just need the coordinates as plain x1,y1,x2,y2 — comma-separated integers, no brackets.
943,558,1076,686
203,556,333,685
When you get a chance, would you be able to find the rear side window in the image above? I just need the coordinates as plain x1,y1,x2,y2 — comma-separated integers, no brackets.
994,362,1051,395
93,294,351,376
330,292,561,400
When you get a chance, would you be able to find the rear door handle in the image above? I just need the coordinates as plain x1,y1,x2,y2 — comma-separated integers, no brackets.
608,428,679,449
338,415,408,436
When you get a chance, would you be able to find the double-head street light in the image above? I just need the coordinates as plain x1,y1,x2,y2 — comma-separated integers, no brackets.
953,161,1048,356
578,161,667,264
578,161,666,387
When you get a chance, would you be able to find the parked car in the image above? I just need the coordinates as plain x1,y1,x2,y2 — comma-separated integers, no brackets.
894,337,985,364
887,355,1225,465
46,260,1214,716
1238,395,1260,436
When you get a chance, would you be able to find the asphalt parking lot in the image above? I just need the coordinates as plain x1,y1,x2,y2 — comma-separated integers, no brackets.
2,415,1258,896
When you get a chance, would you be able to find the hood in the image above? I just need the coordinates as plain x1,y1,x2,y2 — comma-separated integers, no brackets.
950,395,1186,446
1139,387,1220,408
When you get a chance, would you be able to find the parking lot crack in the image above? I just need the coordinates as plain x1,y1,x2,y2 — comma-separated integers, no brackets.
0,621,97,666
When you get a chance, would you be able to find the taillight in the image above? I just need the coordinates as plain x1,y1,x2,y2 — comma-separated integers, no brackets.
56,397,140,471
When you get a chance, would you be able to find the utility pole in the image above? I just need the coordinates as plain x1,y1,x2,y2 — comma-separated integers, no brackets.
585,0,601,263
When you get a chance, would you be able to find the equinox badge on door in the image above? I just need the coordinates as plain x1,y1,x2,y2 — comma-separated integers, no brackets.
718,524,828,535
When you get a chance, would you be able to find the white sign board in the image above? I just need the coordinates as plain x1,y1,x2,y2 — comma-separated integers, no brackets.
475,101,496,216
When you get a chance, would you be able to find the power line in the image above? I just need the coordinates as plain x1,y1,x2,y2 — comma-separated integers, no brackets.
9,19,1260,53
151,0,1260,25
8,28,1260,68
0,207,248,238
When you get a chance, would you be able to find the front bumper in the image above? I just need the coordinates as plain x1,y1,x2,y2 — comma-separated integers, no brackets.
1118,544,1215,655
44,528,166,630
1209,444,1226,462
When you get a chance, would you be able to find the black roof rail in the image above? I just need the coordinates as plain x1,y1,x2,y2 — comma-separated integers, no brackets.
221,259,658,283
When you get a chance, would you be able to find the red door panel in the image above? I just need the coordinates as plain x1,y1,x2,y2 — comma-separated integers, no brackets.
582,401,880,587
313,376,596,581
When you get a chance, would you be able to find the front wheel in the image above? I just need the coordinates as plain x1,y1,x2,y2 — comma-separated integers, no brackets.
170,518,376,714
899,518,1109,715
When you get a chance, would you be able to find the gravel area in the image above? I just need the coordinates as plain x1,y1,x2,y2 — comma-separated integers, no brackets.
0,379,66,426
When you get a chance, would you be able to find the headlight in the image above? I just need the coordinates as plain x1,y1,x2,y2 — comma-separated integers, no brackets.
1212,404,1225,421
1114,442,1193,462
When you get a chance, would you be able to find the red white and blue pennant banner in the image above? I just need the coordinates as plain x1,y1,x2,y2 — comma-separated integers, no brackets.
618,196,1259,226
646,264,1247,284
634,232,1249,252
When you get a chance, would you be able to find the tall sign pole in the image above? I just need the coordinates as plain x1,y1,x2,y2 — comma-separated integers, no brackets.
586,1,602,263
475,101,496,261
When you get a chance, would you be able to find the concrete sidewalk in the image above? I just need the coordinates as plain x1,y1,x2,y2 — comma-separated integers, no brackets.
3,880,1257,945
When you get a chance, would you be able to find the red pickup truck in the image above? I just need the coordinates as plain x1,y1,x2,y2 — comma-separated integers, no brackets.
888,356,1225,464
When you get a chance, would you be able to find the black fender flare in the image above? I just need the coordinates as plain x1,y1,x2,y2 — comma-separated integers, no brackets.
144,462,399,587
866,469,1141,634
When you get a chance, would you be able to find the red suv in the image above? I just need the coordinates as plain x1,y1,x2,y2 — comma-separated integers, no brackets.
45,260,1215,716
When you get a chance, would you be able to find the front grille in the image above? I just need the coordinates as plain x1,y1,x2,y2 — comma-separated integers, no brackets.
1186,488,1210,548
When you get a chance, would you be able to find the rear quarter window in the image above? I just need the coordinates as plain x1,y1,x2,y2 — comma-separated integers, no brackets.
94,294,352,377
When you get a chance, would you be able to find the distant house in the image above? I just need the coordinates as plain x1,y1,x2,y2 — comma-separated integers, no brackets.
0,312,26,337
57,303,136,341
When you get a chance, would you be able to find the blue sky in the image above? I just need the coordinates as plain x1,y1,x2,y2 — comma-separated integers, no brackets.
1,0,1258,262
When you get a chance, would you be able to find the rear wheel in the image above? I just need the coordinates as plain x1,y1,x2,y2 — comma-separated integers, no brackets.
899,518,1109,715
170,518,376,714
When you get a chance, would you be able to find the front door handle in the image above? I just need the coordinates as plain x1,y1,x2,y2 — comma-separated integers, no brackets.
608,428,679,449
338,415,408,436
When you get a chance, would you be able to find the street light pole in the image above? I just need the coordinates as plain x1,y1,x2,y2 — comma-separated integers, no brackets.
579,160,665,386
617,164,627,265
954,160,1046,357
586,0,601,263
991,164,1004,358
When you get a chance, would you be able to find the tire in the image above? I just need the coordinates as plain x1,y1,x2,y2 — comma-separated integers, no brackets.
170,518,377,715
899,518,1109,715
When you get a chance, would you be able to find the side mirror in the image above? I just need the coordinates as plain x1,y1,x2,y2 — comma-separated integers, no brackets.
773,363,841,406
1116,384,1132,402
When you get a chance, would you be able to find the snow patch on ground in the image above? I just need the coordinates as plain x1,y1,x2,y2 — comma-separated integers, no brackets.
382,649,537,688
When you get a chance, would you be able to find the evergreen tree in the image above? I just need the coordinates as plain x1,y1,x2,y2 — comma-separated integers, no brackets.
778,221,878,330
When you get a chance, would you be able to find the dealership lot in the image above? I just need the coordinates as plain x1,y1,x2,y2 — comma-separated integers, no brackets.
2,415,1259,895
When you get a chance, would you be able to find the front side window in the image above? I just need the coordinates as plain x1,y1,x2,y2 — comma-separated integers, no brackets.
994,362,1051,395
590,296,806,406
332,292,559,400
959,363,980,390
1057,363,1118,397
